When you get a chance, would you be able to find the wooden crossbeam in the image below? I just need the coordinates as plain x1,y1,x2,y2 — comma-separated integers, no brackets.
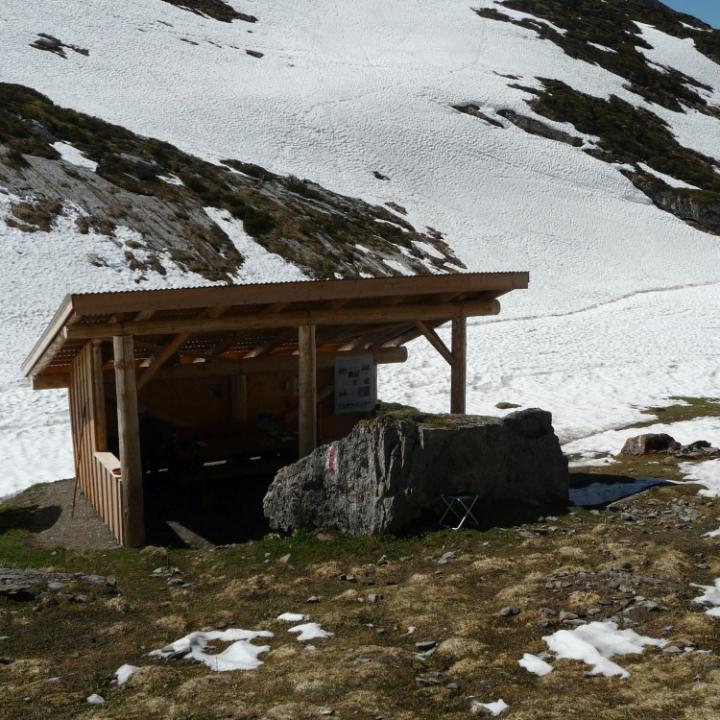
415,320,452,364
66,299,501,340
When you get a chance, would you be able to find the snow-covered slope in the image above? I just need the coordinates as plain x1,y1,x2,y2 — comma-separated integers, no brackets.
2,0,720,494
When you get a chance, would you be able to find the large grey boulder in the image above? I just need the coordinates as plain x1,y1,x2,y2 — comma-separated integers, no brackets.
263,409,568,535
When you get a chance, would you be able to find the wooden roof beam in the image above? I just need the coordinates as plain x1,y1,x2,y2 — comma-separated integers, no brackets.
65,298,501,340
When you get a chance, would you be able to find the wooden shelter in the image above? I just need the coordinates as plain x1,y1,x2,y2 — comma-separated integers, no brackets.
23,272,528,547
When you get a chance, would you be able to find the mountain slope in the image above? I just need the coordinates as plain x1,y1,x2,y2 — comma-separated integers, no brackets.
2,0,720,494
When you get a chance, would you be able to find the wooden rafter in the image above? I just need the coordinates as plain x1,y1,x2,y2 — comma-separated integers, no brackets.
136,306,225,390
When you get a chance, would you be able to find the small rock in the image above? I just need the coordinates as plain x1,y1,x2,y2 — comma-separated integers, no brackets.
500,606,519,617
87,694,105,705
415,640,437,652
663,646,682,655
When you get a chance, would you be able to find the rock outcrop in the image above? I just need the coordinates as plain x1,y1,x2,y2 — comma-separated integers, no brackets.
263,409,568,535
621,433,720,459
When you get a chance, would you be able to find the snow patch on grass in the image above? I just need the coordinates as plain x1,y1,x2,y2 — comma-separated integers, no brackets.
471,698,509,716
679,459,720,496
288,622,333,642
518,652,554,676
693,579,720,617
204,207,306,284
149,629,274,671
638,162,700,190
114,663,140,685
542,621,666,678
51,141,97,171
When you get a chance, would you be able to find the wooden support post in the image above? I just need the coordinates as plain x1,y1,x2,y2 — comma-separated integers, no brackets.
113,335,145,547
91,339,107,451
450,317,467,415
298,324,317,457
230,374,248,423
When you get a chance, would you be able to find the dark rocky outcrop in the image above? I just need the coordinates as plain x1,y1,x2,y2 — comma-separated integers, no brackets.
497,109,584,147
627,174,720,235
621,433,720,459
264,409,568,535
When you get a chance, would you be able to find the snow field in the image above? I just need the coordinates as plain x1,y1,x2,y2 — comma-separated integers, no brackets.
1,1,720,491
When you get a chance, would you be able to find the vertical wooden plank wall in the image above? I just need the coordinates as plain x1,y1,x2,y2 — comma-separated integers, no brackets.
69,343,125,544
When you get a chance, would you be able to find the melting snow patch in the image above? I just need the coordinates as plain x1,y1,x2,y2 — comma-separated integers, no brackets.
680,459,720,497
693,579,720,618
204,207,306,284
158,174,184,186
149,629,273,671
87,694,105,705
518,652,553,676
471,698,509,716
637,163,700,190
51,141,97,171
288,622,333,642
114,663,140,686
276,612,307,622
542,621,666,678
587,42,616,53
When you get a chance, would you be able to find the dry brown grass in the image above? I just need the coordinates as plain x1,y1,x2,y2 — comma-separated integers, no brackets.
2,484,720,719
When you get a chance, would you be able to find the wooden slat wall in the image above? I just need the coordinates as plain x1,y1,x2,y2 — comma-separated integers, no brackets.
69,343,125,544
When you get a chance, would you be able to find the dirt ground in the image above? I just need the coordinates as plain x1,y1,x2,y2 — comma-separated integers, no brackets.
0,480,118,550
2,477,720,720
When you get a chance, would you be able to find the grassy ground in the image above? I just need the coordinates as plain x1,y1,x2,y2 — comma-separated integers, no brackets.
3,480,720,719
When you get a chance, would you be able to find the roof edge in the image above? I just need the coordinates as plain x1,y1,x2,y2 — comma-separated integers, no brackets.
21,296,74,378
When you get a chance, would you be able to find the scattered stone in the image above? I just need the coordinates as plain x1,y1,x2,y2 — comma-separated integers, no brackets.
416,672,443,687
0,570,115,602
373,171,390,181
87,694,105,705
246,49,264,58
415,640,438,652
500,606,519,617
663,646,682,654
